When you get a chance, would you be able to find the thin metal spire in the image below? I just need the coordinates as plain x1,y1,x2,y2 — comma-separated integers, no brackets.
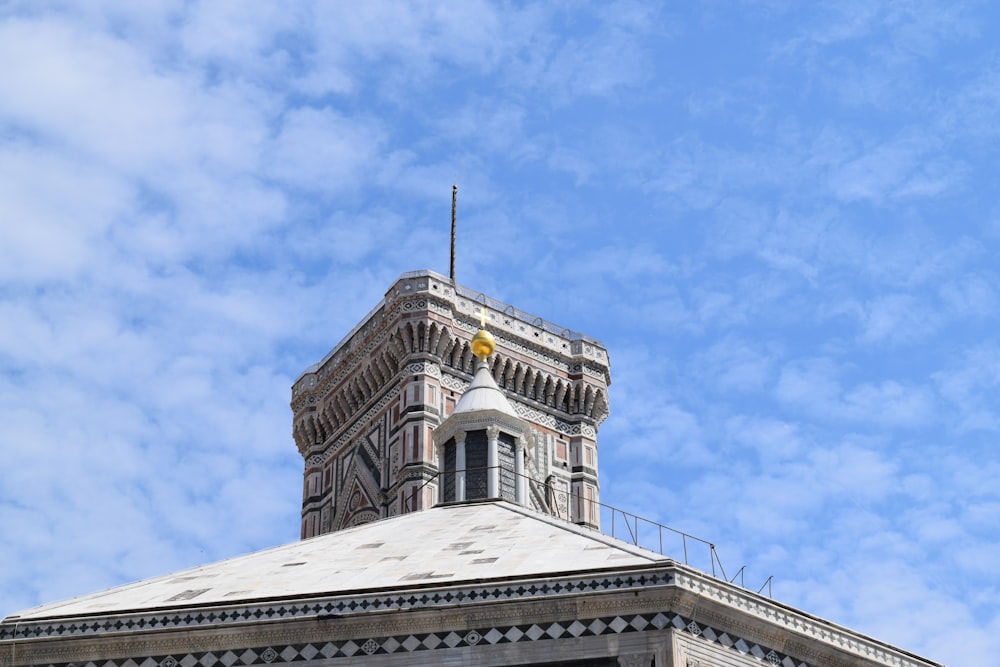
450,184,457,282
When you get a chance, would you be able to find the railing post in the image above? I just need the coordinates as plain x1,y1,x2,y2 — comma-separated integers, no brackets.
558,490,775,597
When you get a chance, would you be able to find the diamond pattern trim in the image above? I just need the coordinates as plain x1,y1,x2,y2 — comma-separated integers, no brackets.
2,572,672,641
19,611,810,667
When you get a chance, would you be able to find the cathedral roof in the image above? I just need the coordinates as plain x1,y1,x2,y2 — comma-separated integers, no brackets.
4,501,664,622
1,501,945,667
450,360,517,417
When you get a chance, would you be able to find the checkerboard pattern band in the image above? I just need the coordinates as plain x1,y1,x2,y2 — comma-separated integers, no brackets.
11,611,809,667
3,572,671,641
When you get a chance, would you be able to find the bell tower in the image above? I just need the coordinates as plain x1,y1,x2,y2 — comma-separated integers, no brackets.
291,270,610,537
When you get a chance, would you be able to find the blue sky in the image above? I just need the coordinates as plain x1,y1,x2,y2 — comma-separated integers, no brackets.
1,2,998,665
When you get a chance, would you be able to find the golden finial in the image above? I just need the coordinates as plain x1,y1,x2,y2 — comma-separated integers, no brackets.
471,305,495,361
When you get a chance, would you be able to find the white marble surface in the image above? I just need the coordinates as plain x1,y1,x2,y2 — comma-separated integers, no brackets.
9,501,665,620
451,360,518,416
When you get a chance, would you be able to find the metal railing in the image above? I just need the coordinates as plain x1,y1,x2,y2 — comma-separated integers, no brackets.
401,466,774,598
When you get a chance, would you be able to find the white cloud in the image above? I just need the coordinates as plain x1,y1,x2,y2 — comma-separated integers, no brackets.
775,358,935,428
178,1,299,68
939,273,998,318
0,142,130,282
266,107,385,193
858,293,940,343
296,2,507,98
0,18,195,171
934,346,1000,433
822,131,966,204
691,339,776,394
724,415,803,463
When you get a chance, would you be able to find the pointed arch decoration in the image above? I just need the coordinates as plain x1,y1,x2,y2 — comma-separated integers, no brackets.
584,385,596,416
555,380,568,412
403,321,417,353
440,335,457,366
314,411,329,443
592,389,609,422
389,331,406,363
331,396,347,425
533,374,546,403
514,364,526,395
363,365,379,396
523,371,534,400
336,392,352,422
543,376,556,407
429,323,445,356
460,343,473,374
416,321,427,352
375,354,392,385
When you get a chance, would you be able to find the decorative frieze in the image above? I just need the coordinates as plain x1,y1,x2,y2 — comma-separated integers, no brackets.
402,361,441,378
670,570,932,667
512,402,596,437
4,571,673,642
440,374,470,393
5,608,812,667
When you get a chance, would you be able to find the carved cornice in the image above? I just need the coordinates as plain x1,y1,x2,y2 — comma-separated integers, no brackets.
305,386,399,467
2,569,673,643
669,568,937,667
1,562,941,667
293,271,611,412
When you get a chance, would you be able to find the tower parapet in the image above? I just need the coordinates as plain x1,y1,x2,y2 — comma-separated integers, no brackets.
291,269,610,536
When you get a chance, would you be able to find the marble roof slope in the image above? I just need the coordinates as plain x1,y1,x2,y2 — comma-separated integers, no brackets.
4,500,666,622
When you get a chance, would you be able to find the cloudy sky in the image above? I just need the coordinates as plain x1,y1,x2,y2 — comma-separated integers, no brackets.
1,2,998,665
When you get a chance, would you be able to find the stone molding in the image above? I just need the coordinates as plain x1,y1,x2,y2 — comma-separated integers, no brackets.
512,401,597,437
433,411,530,450
293,272,613,404
2,562,942,667
3,570,673,642
670,570,934,667
2,608,809,667
402,360,440,378
439,373,470,393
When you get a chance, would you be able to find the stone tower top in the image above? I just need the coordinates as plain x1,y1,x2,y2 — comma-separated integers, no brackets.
291,269,610,536
293,269,610,401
